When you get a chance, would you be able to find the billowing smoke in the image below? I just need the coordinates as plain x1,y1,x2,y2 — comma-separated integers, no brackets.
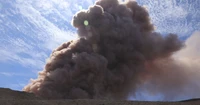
132,31,200,101
23,0,200,101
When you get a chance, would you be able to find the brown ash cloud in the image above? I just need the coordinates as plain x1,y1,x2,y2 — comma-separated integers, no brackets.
23,0,200,100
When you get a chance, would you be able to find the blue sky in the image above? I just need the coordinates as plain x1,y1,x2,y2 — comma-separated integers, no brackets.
0,0,200,101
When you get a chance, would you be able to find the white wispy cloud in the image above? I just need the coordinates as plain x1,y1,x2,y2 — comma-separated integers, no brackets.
0,37,46,69
0,72,32,77
138,0,200,37
0,0,87,70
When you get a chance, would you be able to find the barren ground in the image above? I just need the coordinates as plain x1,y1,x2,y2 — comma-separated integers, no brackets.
0,88,199,105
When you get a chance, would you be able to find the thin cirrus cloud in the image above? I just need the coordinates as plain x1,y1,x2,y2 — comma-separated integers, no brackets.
0,0,87,90
138,0,200,37
0,0,95,91
0,0,87,70
0,72,33,77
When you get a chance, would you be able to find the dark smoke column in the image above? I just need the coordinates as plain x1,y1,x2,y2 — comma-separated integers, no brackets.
23,0,183,100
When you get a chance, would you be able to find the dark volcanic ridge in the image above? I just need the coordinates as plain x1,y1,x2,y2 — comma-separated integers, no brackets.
1,88,200,105
0,88,42,100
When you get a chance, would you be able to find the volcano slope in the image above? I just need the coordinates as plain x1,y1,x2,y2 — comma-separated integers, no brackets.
0,88,200,105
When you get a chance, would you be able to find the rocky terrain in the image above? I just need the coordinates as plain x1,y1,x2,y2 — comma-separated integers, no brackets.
0,88,199,105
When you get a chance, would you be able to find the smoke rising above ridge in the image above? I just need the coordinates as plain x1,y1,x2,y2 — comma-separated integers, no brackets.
132,31,200,101
23,0,200,101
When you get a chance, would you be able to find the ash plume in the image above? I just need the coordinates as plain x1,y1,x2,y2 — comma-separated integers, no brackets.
134,31,200,101
23,0,200,100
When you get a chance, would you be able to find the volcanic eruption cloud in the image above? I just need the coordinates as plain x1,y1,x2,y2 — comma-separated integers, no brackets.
23,0,200,101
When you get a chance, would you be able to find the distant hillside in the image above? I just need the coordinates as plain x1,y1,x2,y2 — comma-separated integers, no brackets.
0,88,199,105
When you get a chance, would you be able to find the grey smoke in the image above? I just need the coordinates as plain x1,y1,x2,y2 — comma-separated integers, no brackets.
23,0,200,101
